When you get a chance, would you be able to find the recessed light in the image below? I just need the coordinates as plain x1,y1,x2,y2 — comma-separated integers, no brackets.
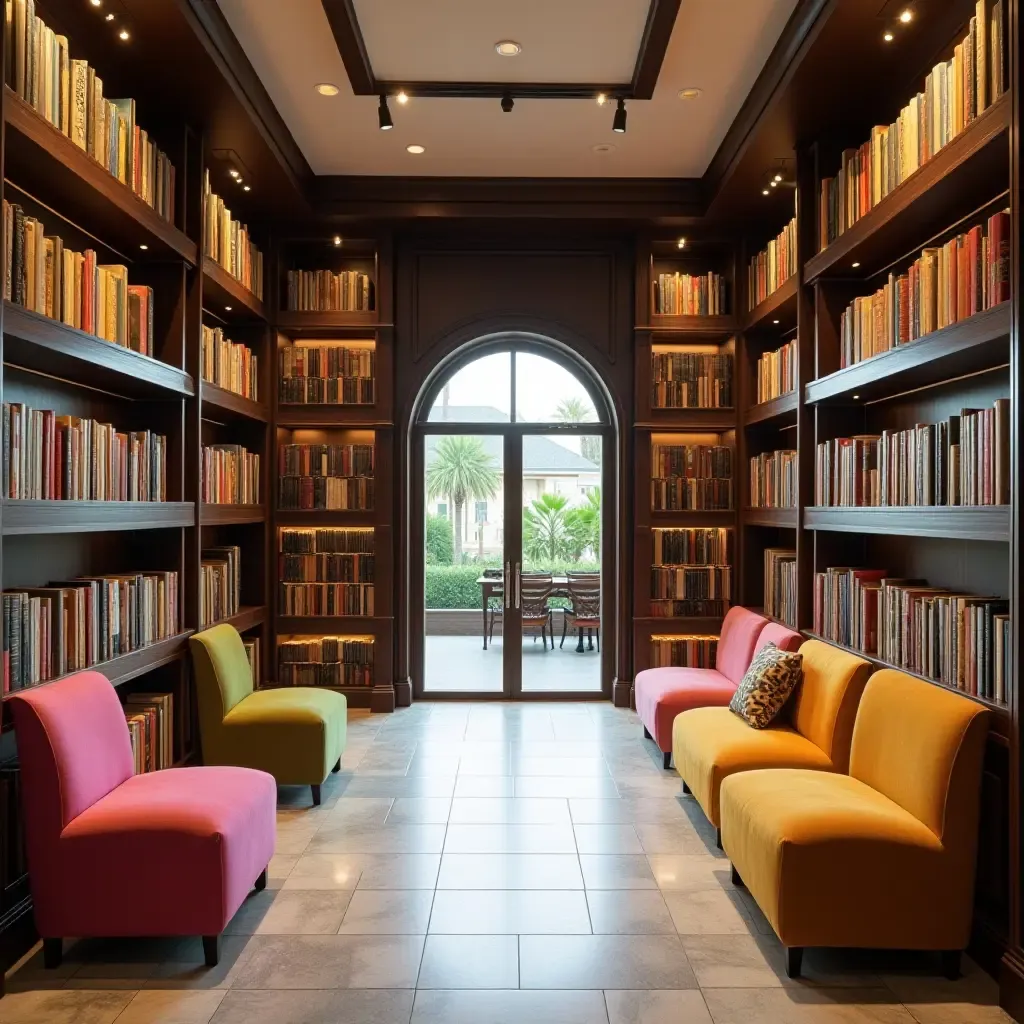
773,173,783,183
90,0,101,6
224,306,232,312
315,83,339,96
495,40,521,56
118,28,129,40
596,93,607,106
762,189,770,195
229,169,239,178
773,319,780,324
139,244,148,251
899,9,913,23
243,185,251,191
406,144,425,154
852,261,861,268
883,31,894,42
333,236,342,246
104,12,114,20
592,143,615,153
679,88,702,100
852,394,861,399
677,238,686,249
770,180,778,187
396,91,409,105
235,176,243,184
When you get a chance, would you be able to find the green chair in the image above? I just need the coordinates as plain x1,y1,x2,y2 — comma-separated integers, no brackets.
189,624,347,806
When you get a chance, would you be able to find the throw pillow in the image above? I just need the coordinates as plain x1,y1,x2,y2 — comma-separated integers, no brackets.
729,642,803,729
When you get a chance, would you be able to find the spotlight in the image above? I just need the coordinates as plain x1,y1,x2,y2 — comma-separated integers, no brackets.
596,93,607,106
315,83,339,96
852,262,861,268
501,93,514,113
104,12,113,20
407,144,425,154
229,169,239,178
333,236,342,246
243,185,251,191
396,91,409,105
139,244,148,251
853,394,861,399
770,180,778,187
224,306,232,312
118,28,129,40
89,0,101,6
762,189,770,195
677,238,686,249
773,319,780,324
884,31,894,42
773,173,783,182
495,41,521,56
378,94,393,130
612,98,626,133
899,9,912,23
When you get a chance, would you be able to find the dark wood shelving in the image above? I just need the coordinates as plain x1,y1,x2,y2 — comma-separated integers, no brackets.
208,605,267,633
3,302,194,400
803,631,1008,716
1,631,193,699
804,95,1010,282
743,507,798,528
634,615,725,633
743,391,798,426
200,504,266,525
200,381,270,423
275,509,376,527
804,302,1011,406
743,276,798,331
202,258,266,321
635,409,736,431
650,509,737,528
804,505,1010,543
641,314,738,336
275,310,380,332
277,406,393,429
276,616,381,634
3,89,197,264
2,500,195,535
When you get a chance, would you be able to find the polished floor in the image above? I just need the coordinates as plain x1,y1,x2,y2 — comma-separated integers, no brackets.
2,702,1012,1024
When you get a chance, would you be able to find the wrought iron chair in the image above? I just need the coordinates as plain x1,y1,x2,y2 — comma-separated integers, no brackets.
483,567,504,644
562,572,601,652
520,573,555,650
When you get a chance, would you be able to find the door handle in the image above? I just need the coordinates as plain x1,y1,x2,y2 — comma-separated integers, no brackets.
504,562,511,609
515,562,521,609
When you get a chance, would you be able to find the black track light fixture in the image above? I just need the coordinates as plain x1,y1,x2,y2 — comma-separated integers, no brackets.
612,97,627,133
378,94,393,130
501,92,514,113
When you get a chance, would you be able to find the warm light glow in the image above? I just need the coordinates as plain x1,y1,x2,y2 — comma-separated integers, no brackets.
596,93,607,106
883,31,894,42
678,88,702,100
118,28,129,40
105,12,114,20
243,185,251,191
406,144,425,154
315,83,340,96
677,238,686,249
762,189,770,195
899,9,913,23
852,262,861,268
773,173,783,182
333,236,342,246
229,169,240,178
224,306,232,312
495,40,521,56
89,0,102,6
770,180,778,187
853,394,861,399
396,91,409,105
139,244,148,251
773,319,780,325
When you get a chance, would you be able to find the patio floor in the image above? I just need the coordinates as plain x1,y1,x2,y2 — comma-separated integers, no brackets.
424,634,602,693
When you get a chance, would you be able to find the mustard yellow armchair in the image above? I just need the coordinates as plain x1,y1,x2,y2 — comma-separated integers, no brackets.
721,669,990,979
189,624,347,806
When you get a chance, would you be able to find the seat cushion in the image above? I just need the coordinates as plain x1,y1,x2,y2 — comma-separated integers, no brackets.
672,707,833,827
635,667,736,753
219,687,347,786
719,768,964,951
55,766,276,937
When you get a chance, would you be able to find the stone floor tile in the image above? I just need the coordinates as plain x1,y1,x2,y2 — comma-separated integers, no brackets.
338,888,434,934
410,989,609,1024
416,935,520,988
604,989,714,1024
428,889,592,934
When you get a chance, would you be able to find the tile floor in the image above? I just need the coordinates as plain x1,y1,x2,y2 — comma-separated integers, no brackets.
1,702,1013,1024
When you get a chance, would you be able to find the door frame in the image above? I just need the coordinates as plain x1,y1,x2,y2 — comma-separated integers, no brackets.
409,339,617,701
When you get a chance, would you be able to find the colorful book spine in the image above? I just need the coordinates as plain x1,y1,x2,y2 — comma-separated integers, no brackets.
749,451,798,508
201,326,258,400
277,636,374,687
756,340,797,403
650,634,718,668
764,548,797,628
203,170,263,298
286,270,373,312
650,352,733,409
201,445,260,504
653,271,726,316
279,343,376,405
748,214,797,309
650,444,732,511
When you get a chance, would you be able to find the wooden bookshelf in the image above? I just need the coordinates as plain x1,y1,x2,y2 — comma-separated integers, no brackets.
743,275,798,332
200,504,267,526
804,505,1011,543
743,507,798,529
743,391,798,427
203,257,266,321
1,500,195,535
200,382,271,424
275,310,381,331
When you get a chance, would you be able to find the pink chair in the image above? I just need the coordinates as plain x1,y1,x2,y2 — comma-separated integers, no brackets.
9,671,277,969
636,608,803,768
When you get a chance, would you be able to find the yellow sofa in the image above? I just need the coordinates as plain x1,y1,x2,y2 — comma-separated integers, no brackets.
189,624,347,806
721,669,990,979
672,639,872,841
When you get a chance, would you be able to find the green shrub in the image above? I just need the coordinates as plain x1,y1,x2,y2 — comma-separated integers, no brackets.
425,513,454,565
424,561,602,610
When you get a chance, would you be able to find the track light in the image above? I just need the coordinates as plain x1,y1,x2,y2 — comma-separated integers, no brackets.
377,94,393,130
596,93,607,106
501,93,514,113
612,98,626,133
396,91,409,105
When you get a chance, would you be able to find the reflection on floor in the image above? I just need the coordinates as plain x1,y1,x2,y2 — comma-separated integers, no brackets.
2,702,1011,1024
425,635,601,693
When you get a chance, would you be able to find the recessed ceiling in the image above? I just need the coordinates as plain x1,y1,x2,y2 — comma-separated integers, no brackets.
217,0,799,178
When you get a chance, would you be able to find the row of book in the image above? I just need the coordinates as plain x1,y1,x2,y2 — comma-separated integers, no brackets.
281,528,375,554
201,327,258,401
4,201,156,354
278,443,375,479
203,172,264,299
2,402,166,501
280,553,375,583
818,1,1006,249
124,693,174,773
650,634,718,669
748,215,797,310
651,443,732,512
814,401,1010,507
279,378,375,406
651,576,731,617
286,270,373,312
812,566,1009,703
6,0,176,222
200,545,241,629
277,637,374,687
838,211,1010,369
201,444,260,505
764,548,797,629
651,352,733,409
279,478,374,511
749,450,798,508
2,570,179,691
279,344,375,380
756,339,797,404
280,583,374,617
652,272,726,317
652,527,732,565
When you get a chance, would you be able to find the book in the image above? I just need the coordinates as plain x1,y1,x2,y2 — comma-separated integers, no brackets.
277,636,374,687
201,445,260,505
286,269,373,313
278,443,375,511
749,450,798,508
650,351,732,409
650,443,732,511
203,170,263,298
279,343,375,405
650,634,718,669
200,544,241,627
756,339,797,403
764,548,797,628
201,326,258,400
279,528,375,617
748,212,797,310
653,271,726,316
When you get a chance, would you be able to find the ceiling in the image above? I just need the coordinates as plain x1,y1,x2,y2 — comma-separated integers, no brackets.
216,0,800,178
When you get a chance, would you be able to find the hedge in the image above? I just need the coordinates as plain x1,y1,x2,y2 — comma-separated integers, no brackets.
425,561,601,610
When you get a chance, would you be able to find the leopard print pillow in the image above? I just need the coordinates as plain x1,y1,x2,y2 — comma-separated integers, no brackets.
729,642,803,729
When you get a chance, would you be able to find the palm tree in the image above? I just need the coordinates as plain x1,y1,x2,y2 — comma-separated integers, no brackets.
566,488,601,560
554,397,601,465
523,493,572,562
426,436,500,564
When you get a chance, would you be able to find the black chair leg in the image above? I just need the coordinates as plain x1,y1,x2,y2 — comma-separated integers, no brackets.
662,750,672,770
596,629,600,653
643,726,652,740
716,828,723,850
785,947,803,979
332,757,341,773
587,629,594,651
576,627,584,653
203,934,221,968
560,615,568,649
311,784,321,806
731,864,744,887
682,781,691,794
940,950,961,980
255,868,268,891
43,938,62,969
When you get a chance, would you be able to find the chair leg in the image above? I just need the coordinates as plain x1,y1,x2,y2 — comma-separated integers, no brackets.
255,868,268,892
596,629,600,653
311,784,321,806
43,938,62,969
682,781,691,794
576,627,584,653
587,629,594,651
643,726,652,740
662,750,672,770
203,934,221,968
332,757,341,773
785,947,803,979
716,828,722,850
561,615,568,649
731,863,744,887
940,950,961,980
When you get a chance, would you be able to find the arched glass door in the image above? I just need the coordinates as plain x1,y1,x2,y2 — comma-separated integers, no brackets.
417,344,610,698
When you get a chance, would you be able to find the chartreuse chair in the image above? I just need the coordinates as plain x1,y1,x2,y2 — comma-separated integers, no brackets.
189,624,347,806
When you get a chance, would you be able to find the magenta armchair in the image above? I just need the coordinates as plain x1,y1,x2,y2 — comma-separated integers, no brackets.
9,671,277,968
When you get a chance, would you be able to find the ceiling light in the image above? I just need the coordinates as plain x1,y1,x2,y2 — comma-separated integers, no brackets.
773,173,783,182
224,306,232,312
612,98,626,134
89,0,101,6
596,93,607,106
333,236,342,246
118,28,129,40
378,94,393,130
899,9,913,23
679,88,702,100
501,93,514,113
139,244,148,251
243,185,251,191
315,83,339,96
396,91,409,105
883,31,894,42
407,144,425,154
770,180,778,187
495,40,521,56
677,238,686,249
229,169,239,178
852,394,861,399
592,143,615,153
762,189,770,195
773,319,780,324
104,12,114,20
852,261,861,268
